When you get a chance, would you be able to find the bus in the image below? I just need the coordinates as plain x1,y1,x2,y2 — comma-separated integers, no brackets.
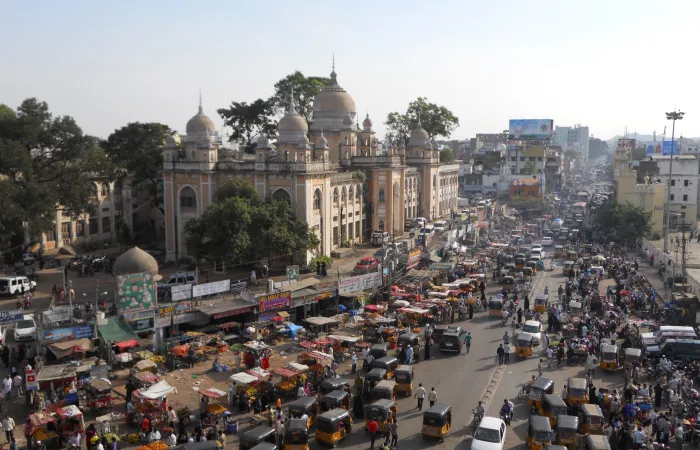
572,202,587,215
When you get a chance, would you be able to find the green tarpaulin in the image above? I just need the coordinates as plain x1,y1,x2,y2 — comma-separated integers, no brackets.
98,316,139,343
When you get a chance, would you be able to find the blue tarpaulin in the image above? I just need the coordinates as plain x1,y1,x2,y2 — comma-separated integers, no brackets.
287,323,303,338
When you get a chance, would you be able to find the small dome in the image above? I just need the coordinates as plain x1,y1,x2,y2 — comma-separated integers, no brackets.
112,246,159,277
186,105,216,135
315,131,328,149
277,99,308,133
164,134,177,147
409,123,430,147
298,134,311,149
362,113,373,131
256,134,270,149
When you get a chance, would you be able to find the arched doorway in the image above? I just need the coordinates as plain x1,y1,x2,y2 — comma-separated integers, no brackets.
271,188,292,207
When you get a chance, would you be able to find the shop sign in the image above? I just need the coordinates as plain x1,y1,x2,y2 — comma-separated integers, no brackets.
43,325,94,342
429,263,454,271
229,279,248,293
0,309,24,325
408,249,421,265
193,279,231,298
159,302,192,317
339,272,382,295
123,309,157,322
116,272,156,313
313,291,333,302
258,311,279,322
170,284,192,301
211,305,255,320
259,291,291,313
131,317,155,332
25,368,38,391
286,265,299,282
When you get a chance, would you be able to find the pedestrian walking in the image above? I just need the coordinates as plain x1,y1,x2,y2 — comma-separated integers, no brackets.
2,415,15,443
465,332,472,354
428,388,437,408
390,420,398,448
497,344,505,365
504,342,511,364
414,383,426,411
538,359,543,376
2,376,11,402
250,269,257,286
368,418,378,449
351,352,357,373
12,374,21,399
675,422,684,450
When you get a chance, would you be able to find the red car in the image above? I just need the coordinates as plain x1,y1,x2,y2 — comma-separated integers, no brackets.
353,257,380,274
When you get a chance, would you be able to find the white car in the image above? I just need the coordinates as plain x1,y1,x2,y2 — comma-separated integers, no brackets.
519,320,543,345
14,315,36,341
414,217,428,228
472,416,506,450
541,237,553,246
530,249,545,260
433,221,448,232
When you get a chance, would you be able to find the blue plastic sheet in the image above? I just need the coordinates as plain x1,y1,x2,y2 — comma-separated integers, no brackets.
287,323,303,338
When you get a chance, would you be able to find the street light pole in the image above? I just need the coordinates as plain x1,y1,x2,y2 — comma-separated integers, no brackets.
664,110,685,254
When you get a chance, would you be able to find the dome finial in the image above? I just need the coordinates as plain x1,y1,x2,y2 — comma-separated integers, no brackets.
198,89,203,114
330,54,337,83
417,110,422,127
287,87,297,114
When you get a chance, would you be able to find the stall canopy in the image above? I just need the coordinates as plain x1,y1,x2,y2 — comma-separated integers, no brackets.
305,317,337,327
168,344,190,357
98,316,139,343
115,339,139,350
134,380,177,399
200,388,227,398
48,339,94,359
229,372,259,384
56,404,83,419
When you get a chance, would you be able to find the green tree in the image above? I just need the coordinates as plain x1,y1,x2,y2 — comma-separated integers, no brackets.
0,98,108,260
593,203,651,245
385,97,459,143
588,137,610,159
270,71,330,122
185,180,319,264
0,104,16,120
101,122,172,212
631,146,648,161
440,147,455,164
218,99,277,154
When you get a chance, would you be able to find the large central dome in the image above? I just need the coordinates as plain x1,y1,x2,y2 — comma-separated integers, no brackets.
310,69,356,131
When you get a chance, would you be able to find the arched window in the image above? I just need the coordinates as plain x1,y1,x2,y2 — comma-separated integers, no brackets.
341,186,347,202
272,189,291,206
101,182,109,197
378,189,385,202
313,189,322,210
333,187,339,205
348,186,354,201
180,186,197,209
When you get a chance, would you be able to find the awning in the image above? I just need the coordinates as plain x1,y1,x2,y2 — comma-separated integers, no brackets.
48,338,94,358
98,316,139,343
134,380,177,399
37,365,77,383
114,339,139,349
305,317,337,326
277,311,290,318
229,372,259,385
200,387,227,398
202,299,256,320
56,405,83,419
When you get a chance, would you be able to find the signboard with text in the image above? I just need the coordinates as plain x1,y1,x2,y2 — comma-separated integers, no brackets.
159,302,192,317
193,280,231,298
131,317,155,332
122,309,156,322
258,291,292,313
408,249,421,265
25,368,38,391
0,310,24,325
170,284,192,301
508,119,553,140
617,138,636,151
43,325,94,343
663,140,680,155
339,272,382,295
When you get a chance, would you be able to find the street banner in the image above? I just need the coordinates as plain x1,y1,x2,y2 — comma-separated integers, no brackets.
259,291,292,312
339,272,382,295
193,279,231,298
116,272,156,313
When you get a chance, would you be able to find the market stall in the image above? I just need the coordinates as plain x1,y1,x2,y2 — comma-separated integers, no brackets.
54,405,85,441
242,341,271,369
271,366,308,399
28,412,59,447
199,388,232,432
132,380,177,428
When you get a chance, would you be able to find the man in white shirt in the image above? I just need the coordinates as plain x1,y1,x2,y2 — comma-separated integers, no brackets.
675,422,684,450
2,376,11,400
428,387,438,407
296,385,306,399
365,354,374,370
2,415,15,443
633,426,646,449
611,332,618,344
414,383,426,411
167,407,178,428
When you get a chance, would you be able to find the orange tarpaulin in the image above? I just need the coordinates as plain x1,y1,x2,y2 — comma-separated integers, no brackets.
168,344,190,357
115,339,139,349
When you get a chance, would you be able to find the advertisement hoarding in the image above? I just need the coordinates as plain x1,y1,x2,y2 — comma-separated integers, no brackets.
116,272,156,313
408,249,421,265
508,119,553,140
170,284,192,301
286,265,299,282
259,291,292,313
663,140,680,155
159,302,192,317
42,307,72,325
646,142,663,155
0,310,24,325
617,138,636,151
43,325,94,343
193,279,231,298
339,272,382,295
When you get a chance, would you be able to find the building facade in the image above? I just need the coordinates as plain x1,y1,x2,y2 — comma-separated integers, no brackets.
613,149,665,235
653,155,699,223
162,68,459,261
554,125,590,160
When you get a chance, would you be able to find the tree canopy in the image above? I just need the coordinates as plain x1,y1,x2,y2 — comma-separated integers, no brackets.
218,99,277,154
270,71,329,123
0,98,109,260
588,137,610,160
385,97,459,144
593,203,651,245
440,147,455,164
101,122,171,212
185,180,319,264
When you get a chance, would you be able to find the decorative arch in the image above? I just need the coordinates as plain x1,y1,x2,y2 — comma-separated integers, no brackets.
341,186,347,202
271,188,292,206
348,185,354,201
313,188,322,210
179,186,198,211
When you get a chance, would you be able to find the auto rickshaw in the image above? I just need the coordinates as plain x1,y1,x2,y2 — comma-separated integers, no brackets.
526,260,538,273
422,403,452,441
536,259,545,271
364,399,396,431
526,415,553,450
365,368,387,387
314,409,352,447
555,415,578,450
397,333,419,353
287,397,318,429
320,390,351,412
370,343,388,360
545,446,567,450
504,263,516,275
528,377,554,412
489,298,504,316
502,277,515,293
515,336,534,359
522,267,534,282
579,404,604,435
370,380,397,402
515,257,526,270
585,434,611,450
566,378,587,405
239,426,277,450
534,294,548,314
568,301,582,318
318,378,350,397
540,394,568,426
372,356,399,378
562,261,574,276
599,344,619,371
394,365,413,396
283,419,309,450
623,348,642,366
553,245,564,259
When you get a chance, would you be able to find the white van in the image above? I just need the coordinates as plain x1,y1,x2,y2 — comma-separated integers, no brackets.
641,326,698,346
0,277,36,297
433,221,448,232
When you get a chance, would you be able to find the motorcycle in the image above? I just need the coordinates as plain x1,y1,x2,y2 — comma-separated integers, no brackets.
471,409,484,432
500,409,512,426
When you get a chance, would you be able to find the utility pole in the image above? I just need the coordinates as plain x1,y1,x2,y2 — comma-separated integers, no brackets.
664,111,685,254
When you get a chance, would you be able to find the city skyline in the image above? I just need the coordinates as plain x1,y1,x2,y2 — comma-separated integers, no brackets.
1,0,697,142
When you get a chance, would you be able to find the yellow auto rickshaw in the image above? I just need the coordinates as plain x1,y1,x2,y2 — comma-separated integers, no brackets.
287,396,318,429
372,356,399,379
318,378,351,398
553,245,564,259
579,404,604,435
585,434,611,450
526,260,538,273
422,403,452,441
284,418,310,450
528,377,554,412
364,399,396,431
370,380,397,402
489,298,504,317
522,267,534,281
515,336,534,358
314,409,352,447
515,257,526,270
534,294,548,314
540,394,568,426
526,415,553,450
320,390,351,412
394,365,413,396
562,261,574,276
566,378,588,405
599,344,619,371
555,415,578,450
566,250,577,261
502,277,514,293
366,368,388,387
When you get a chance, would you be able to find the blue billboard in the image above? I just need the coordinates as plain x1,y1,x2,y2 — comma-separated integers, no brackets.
43,325,94,342
663,140,680,155
508,119,553,140
0,310,24,325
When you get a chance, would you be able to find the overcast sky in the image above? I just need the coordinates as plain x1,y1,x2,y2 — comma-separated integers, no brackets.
1,0,698,142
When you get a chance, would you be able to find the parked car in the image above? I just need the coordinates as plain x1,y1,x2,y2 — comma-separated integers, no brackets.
414,217,428,228
14,315,36,341
22,253,36,265
433,221,448,232
0,277,36,297
371,231,390,246
353,257,380,274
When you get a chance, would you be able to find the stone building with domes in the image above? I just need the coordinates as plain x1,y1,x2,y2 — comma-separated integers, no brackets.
163,68,460,261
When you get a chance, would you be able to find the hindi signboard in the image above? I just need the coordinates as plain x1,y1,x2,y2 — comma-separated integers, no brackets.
116,272,156,313
408,249,421,265
617,138,636,151
258,291,292,313
193,279,231,298
0,309,24,325
339,272,382,295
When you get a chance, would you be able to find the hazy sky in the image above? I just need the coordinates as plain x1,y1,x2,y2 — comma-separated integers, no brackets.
2,1,698,142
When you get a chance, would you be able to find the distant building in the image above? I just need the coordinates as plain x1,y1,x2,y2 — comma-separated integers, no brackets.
509,177,542,199
554,125,590,160
652,155,699,223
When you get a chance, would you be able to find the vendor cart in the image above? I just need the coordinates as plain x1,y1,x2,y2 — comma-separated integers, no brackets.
243,341,271,369
28,412,59,448
200,388,231,432
131,370,160,388
271,366,308,399
55,405,85,441
83,378,113,414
